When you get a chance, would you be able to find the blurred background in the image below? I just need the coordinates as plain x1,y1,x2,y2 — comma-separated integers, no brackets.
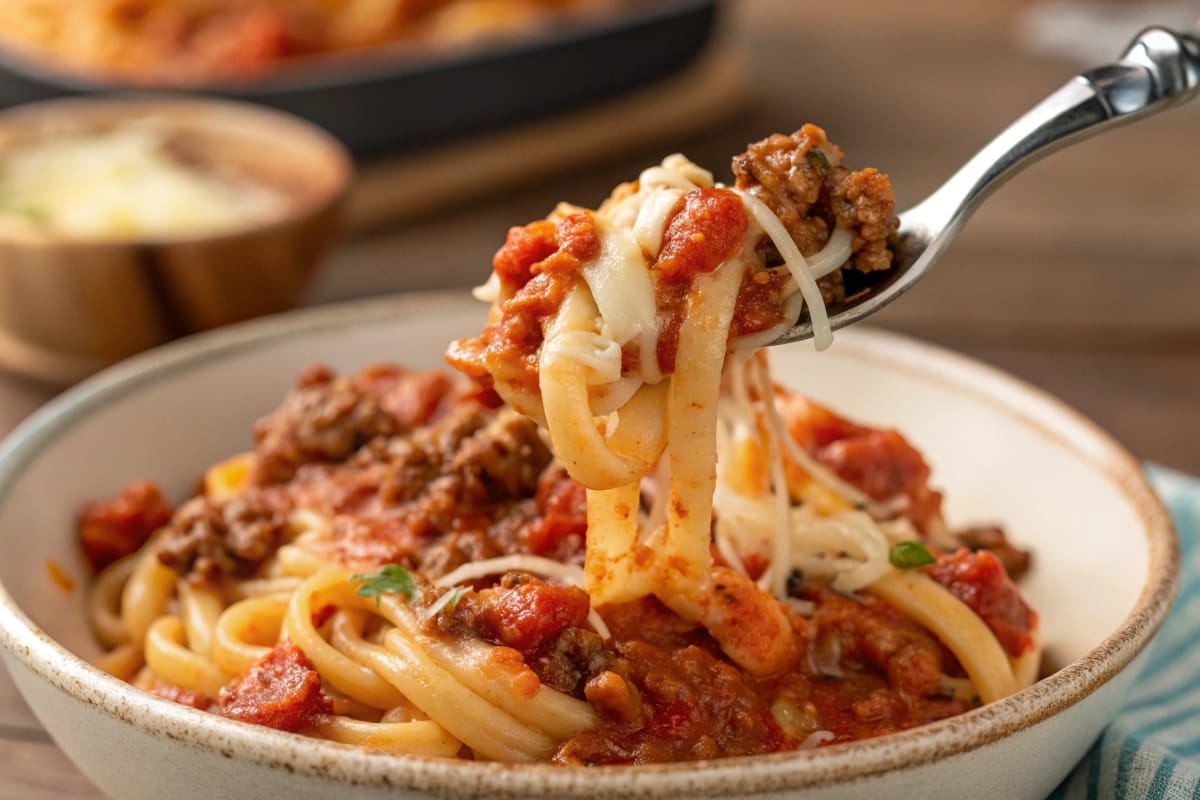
0,0,1197,462
0,1,1198,794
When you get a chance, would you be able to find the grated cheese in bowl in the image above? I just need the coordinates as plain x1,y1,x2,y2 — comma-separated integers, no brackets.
0,120,287,240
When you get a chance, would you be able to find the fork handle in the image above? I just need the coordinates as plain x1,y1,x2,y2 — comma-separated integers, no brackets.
910,26,1199,234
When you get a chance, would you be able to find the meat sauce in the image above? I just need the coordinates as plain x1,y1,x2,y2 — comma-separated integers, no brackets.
446,214,598,397
652,187,750,373
783,396,945,535
928,549,1036,656
654,188,749,282
453,125,900,391
87,364,1034,760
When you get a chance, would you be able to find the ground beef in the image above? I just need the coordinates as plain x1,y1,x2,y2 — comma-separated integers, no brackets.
369,404,494,507
531,627,611,695
802,587,949,697
252,364,400,485
156,494,286,581
415,527,506,577
372,405,550,512
289,399,557,573
448,408,553,499
790,586,971,740
555,640,779,764
732,124,898,304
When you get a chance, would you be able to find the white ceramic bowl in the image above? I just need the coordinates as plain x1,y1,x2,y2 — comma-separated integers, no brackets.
0,293,1177,800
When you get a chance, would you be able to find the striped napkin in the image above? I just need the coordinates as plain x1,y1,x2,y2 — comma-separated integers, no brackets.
1050,466,1200,799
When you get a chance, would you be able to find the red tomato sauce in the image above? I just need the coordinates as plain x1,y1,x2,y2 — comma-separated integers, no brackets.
448,575,591,653
730,267,792,339
654,188,749,282
78,481,173,573
219,642,330,732
927,549,1037,656
447,214,598,395
785,398,945,534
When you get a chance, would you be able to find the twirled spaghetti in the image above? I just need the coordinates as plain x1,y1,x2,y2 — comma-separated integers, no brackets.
78,126,1039,764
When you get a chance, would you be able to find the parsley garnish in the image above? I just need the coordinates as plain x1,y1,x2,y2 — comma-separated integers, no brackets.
889,540,936,569
351,564,416,605
805,148,831,174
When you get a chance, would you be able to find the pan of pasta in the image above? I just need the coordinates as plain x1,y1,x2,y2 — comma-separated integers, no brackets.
0,128,1179,799
0,0,718,155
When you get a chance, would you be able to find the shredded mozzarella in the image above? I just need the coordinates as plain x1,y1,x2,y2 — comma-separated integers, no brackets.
804,227,854,279
580,220,661,387
434,555,585,589
787,508,893,593
749,357,798,597
639,154,713,191
736,190,834,351
776,427,909,519
420,586,467,622
542,330,622,385
585,609,613,641
0,121,284,239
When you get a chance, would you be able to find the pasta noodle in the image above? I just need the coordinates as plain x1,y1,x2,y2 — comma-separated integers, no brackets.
80,127,1040,765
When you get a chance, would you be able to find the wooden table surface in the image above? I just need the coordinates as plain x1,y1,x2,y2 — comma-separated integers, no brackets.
2,0,1197,796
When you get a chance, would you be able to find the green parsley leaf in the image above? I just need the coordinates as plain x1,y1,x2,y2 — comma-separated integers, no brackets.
805,148,831,174
889,540,936,569
351,564,416,605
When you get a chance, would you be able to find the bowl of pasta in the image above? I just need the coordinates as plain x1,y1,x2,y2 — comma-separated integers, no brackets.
0,128,1179,800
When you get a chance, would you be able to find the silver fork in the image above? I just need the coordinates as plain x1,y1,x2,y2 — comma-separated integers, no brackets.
773,26,1200,346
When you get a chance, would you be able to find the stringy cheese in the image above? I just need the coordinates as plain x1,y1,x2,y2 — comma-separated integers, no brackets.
735,189,834,351
479,153,904,605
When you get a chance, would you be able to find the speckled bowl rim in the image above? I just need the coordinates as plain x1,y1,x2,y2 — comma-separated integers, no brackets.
0,292,1179,798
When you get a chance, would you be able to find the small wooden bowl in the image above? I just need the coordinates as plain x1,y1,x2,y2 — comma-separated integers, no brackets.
0,97,352,384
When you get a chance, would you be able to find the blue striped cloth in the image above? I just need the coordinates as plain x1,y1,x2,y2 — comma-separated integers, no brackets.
1050,466,1200,799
